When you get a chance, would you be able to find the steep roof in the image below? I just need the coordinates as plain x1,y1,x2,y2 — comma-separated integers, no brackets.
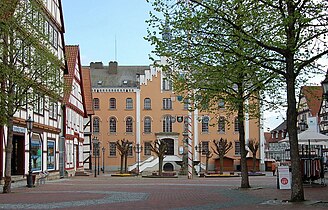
64,45,88,117
301,86,323,117
82,67,94,115
63,45,79,104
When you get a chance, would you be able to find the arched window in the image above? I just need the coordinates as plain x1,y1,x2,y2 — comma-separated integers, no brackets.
144,98,151,110
126,117,133,133
93,98,100,110
126,98,133,109
93,117,100,133
109,98,116,109
109,117,116,133
234,117,239,132
163,115,173,132
202,116,209,133
144,117,152,133
218,116,225,133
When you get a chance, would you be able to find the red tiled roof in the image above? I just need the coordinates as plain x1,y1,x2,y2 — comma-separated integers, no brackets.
301,86,323,117
63,45,79,104
82,67,94,115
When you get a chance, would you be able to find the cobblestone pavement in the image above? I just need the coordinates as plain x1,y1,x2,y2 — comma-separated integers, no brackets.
0,174,327,210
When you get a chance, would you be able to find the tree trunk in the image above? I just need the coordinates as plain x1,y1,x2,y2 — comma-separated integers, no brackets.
205,156,209,174
124,153,128,173
252,155,256,172
120,155,124,174
238,100,250,188
3,117,13,193
286,63,304,202
158,156,163,176
219,156,224,174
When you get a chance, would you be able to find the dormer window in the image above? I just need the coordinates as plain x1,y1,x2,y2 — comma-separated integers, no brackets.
97,81,103,86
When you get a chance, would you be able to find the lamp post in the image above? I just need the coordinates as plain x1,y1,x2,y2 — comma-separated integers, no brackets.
321,73,328,100
102,147,105,173
134,143,143,175
195,142,203,175
92,137,99,177
26,115,34,188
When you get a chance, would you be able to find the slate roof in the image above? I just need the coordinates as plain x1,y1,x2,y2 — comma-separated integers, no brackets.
88,62,149,88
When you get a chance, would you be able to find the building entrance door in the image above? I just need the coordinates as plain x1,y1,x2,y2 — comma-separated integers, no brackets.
163,138,174,155
11,135,25,175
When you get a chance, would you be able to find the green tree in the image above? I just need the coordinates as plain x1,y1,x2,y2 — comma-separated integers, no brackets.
147,0,328,201
0,0,64,193
150,139,167,176
212,138,233,174
146,0,276,189
247,139,259,172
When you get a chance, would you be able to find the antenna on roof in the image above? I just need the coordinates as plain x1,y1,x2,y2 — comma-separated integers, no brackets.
115,34,117,61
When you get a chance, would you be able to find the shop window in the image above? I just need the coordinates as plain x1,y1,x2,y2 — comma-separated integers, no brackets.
47,140,55,170
31,136,42,171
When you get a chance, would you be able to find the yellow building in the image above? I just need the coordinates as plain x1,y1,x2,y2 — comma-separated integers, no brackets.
88,60,262,174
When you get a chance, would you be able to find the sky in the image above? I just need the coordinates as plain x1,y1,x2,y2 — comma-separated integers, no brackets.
62,0,154,66
61,0,326,132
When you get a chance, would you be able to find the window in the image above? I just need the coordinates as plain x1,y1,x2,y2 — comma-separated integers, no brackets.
126,117,133,133
144,117,152,133
93,117,100,133
109,98,116,109
33,94,44,115
162,78,172,91
202,116,209,133
93,98,100,110
49,100,58,119
183,99,189,110
128,144,133,156
31,137,42,171
218,116,225,133
144,142,151,156
201,141,209,155
234,117,239,132
109,142,116,156
163,115,173,132
109,117,116,133
126,98,133,110
163,98,172,110
47,140,55,170
218,99,225,109
235,141,241,156
144,98,151,110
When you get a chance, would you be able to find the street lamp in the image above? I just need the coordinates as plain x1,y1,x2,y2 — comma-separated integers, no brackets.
102,147,105,174
92,137,99,177
195,142,203,175
134,143,143,175
321,73,328,100
26,115,34,188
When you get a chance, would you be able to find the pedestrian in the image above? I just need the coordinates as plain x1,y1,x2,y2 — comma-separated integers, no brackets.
272,161,276,176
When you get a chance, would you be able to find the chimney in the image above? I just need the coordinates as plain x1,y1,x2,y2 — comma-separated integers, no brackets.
109,61,118,74
90,62,103,69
